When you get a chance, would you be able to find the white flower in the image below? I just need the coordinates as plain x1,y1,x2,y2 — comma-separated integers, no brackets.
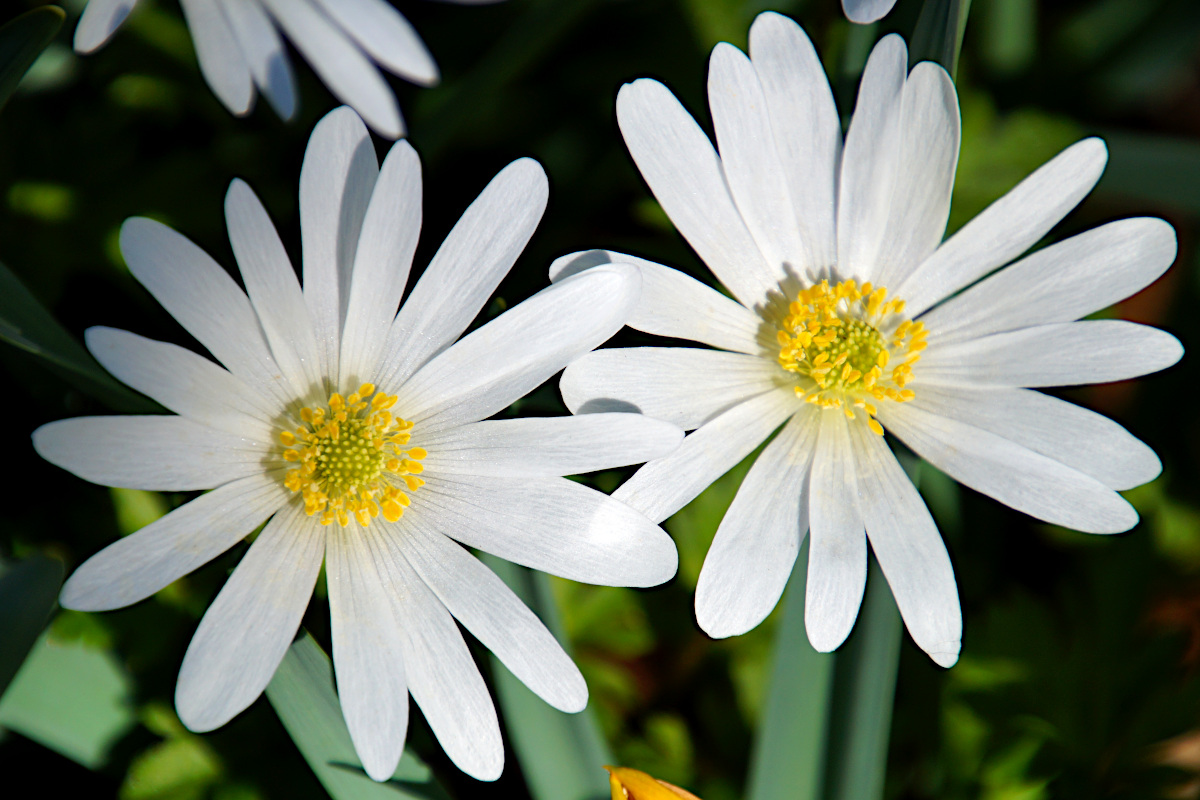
553,14,1183,667
73,0,483,138
33,107,680,781
843,0,896,24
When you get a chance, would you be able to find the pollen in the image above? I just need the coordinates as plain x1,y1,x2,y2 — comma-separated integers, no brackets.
776,279,925,435
278,383,426,528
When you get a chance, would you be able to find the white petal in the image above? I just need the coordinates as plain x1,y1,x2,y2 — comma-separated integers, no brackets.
848,420,960,667
259,0,403,138
617,78,782,309
310,0,438,85
560,347,783,430
613,388,798,524
178,0,254,115
695,408,818,638
225,179,324,401
86,327,276,441
397,265,639,431
549,250,762,355
869,61,960,289
75,0,140,53
416,413,683,478
709,43,807,278
339,140,422,387
804,411,867,653
176,503,323,732
879,401,1138,533
749,12,841,270
842,0,897,23
374,158,548,391
897,138,1109,317
917,320,1183,388
119,217,293,410
908,384,1161,491
33,415,265,491
326,527,409,783
401,522,586,713
920,218,1177,344
215,0,296,119
409,475,678,588
59,473,287,611
297,106,379,382
836,34,907,283
376,539,503,781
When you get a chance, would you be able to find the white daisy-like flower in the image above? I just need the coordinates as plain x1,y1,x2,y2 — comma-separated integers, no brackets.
32,106,680,781
843,0,896,24
554,14,1183,667
73,0,488,138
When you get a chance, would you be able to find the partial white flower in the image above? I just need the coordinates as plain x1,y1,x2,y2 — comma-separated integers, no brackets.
843,0,897,24
73,0,489,138
553,13,1182,667
33,106,680,782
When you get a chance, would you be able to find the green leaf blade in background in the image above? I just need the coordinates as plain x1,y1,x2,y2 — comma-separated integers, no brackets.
0,554,63,697
0,5,63,114
910,0,972,77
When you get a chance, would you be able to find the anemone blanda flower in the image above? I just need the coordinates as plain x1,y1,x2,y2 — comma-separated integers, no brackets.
33,107,680,781
554,13,1182,666
843,0,896,24
73,0,490,138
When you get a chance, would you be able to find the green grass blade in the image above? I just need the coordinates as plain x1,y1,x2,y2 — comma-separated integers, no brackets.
909,0,973,77
483,555,612,800
0,5,64,113
0,555,63,697
265,632,449,799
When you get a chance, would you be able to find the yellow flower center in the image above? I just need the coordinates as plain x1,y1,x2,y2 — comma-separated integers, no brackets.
776,279,926,435
279,383,426,528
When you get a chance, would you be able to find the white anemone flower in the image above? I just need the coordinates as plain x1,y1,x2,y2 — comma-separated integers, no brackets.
33,107,680,781
553,14,1182,667
73,0,491,138
843,0,896,24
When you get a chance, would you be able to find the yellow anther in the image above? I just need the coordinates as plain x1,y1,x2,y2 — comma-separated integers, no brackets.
868,418,884,436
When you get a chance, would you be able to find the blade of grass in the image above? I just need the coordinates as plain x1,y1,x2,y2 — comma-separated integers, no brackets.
0,555,64,697
909,0,972,77
0,5,64,113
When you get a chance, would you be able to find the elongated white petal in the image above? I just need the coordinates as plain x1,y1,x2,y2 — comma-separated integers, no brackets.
401,522,586,712
33,415,265,491
549,250,763,355
339,140,422,387
178,0,254,115
870,61,959,289
59,473,287,611
225,179,324,401
836,34,906,284
617,78,782,308
709,43,807,278
908,385,1160,491
398,265,639,431
176,503,323,732
416,413,683,478
920,218,1177,344
119,217,292,409
376,540,503,781
560,347,782,430
375,158,548,390
297,106,379,382
804,412,867,653
326,527,409,783
749,12,841,270
310,0,438,85
879,401,1138,533
695,408,818,638
848,420,960,667
410,475,678,588
86,327,276,441
75,0,140,53
898,138,1109,317
842,0,897,23
613,388,798,524
216,0,296,119
917,321,1183,388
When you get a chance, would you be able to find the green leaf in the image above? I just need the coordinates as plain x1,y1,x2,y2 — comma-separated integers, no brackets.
909,0,973,77
0,5,64,113
265,632,448,799
0,555,64,697
0,261,157,412
484,555,613,800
